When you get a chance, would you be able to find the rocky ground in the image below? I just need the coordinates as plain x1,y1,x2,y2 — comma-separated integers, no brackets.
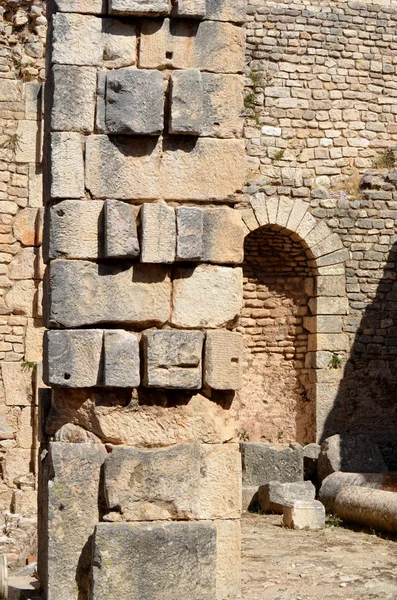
242,513,397,600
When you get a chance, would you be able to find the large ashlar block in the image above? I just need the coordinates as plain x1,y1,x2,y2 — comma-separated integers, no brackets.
308,333,349,352
38,443,107,600
139,19,245,73
51,65,96,133
102,19,137,69
53,0,106,13
103,330,140,388
104,443,241,520
143,330,204,389
170,69,203,135
92,522,216,600
202,208,244,263
85,135,161,200
161,138,246,201
171,265,243,328
216,520,241,600
201,74,243,138
316,275,345,297
48,389,238,446
258,481,316,514
104,200,139,259
47,199,104,261
172,0,206,18
308,297,349,315
15,120,42,164
51,132,84,199
46,260,171,328
105,69,164,135
205,0,245,22
109,0,169,15
43,329,103,387
141,203,176,263
86,135,245,201
52,13,102,66
176,206,204,260
240,442,303,486
204,330,243,390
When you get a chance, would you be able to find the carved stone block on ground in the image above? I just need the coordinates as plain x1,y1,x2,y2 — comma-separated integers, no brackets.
283,499,325,530
103,330,140,388
46,260,171,328
141,203,176,263
204,330,243,390
105,69,164,135
170,69,203,135
38,443,107,600
176,206,204,260
43,329,103,387
109,0,169,15
51,65,96,133
202,208,244,263
92,521,216,600
47,200,104,261
171,265,243,328
51,132,84,199
241,442,303,486
52,13,102,66
258,481,316,514
143,330,204,389
318,434,387,482
104,200,139,258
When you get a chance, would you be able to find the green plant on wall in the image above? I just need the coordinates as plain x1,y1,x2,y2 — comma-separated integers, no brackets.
244,92,256,109
329,353,342,370
373,149,395,169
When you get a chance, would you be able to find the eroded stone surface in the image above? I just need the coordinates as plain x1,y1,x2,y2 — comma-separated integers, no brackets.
241,443,303,486
283,499,325,530
143,330,204,389
204,330,243,390
109,0,169,15
102,19,137,68
52,13,102,66
104,200,139,259
176,206,204,261
51,65,96,133
51,132,84,199
170,69,203,135
103,330,140,388
202,208,244,263
141,203,176,263
258,481,316,514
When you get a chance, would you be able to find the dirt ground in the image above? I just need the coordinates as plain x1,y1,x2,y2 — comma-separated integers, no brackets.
242,513,397,600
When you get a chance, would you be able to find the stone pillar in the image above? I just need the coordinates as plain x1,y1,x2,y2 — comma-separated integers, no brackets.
39,0,246,598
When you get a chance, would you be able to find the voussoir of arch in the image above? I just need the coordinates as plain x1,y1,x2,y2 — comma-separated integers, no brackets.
236,194,350,442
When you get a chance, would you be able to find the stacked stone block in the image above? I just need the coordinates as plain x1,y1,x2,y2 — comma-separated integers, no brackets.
40,0,245,598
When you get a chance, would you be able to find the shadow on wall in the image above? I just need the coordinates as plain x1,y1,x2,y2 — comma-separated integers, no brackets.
322,241,397,469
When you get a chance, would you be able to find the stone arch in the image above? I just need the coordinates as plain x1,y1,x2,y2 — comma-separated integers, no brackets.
236,195,350,443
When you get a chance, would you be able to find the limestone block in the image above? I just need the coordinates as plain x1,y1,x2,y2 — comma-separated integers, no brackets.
171,265,243,328
161,138,246,201
109,0,169,15
283,499,325,530
258,481,316,514
16,406,34,449
3,448,31,485
318,434,387,483
205,0,245,22
25,318,44,363
46,260,171,328
240,442,303,486
216,520,241,600
29,164,43,208
249,193,268,226
141,203,176,263
51,132,84,199
143,330,204,389
308,297,349,315
139,19,244,73
104,443,240,520
47,200,104,261
304,221,331,249
52,13,102,66
242,486,258,512
240,207,259,231
201,74,243,138
104,200,139,259
85,135,161,200
43,329,103,388
316,275,345,297
334,487,397,534
5,279,37,316
170,69,203,135
105,69,164,135
53,0,106,12
13,207,41,247
204,330,243,390
103,330,140,388
48,389,238,446
11,488,37,517
51,65,96,133
176,206,203,260
0,79,21,102
172,0,206,18
1,363,33,406
308,333,349,352
38,443,107,600
92,521,216,600
319,472,397,514
303,316,343,334
25,81,42,121
15,120,41,164
9,247,42,280
311,234,343,259
102,19,137,69
202,208,244,263
310,248,349,268
286,198,309,232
